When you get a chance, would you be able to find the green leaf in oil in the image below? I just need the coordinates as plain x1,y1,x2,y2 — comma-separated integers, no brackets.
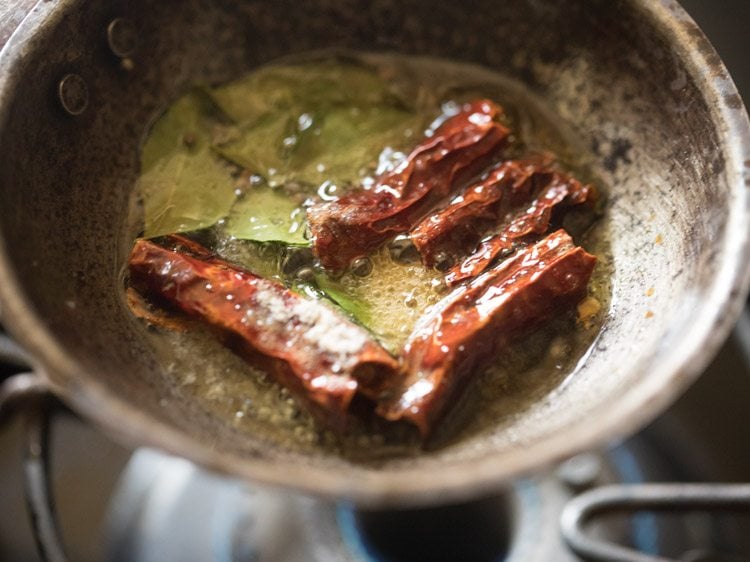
309,251,444,352
140,147,236,239
212,111,295,186
141,89,227,172
139,91,237,238
215,105,422,189
287,106,422,187
313,274,373,326
139,61,426,243
208,60,398,124
223,186,308,245
213,238,285,282
208,59,425,190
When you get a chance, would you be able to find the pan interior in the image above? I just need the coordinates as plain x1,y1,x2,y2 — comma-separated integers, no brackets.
0,0,739,500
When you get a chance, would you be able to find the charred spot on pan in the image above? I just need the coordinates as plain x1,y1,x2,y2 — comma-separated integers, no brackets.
724,93,743,110
602,138,633,174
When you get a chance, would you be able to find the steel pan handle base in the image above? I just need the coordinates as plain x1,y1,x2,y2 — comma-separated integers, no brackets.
561,483,750,562
0,371,69,562
0,331,32,368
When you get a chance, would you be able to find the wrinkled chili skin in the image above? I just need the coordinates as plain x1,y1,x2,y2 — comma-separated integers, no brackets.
307,100,509,270
410,160,543,267
444,170,596,286
377,230,596,437
128,237,399,431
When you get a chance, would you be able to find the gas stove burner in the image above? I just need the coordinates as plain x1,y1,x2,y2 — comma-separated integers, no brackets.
104,417,748,562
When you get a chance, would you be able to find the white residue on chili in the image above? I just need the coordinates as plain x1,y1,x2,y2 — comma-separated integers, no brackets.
253,282,367,360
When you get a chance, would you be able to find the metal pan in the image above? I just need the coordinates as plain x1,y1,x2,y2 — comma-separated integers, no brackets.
0,0,749,508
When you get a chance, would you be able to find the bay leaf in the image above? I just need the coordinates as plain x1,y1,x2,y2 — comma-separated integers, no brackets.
223,186,308,245
212,111,295,186
213,238,285,282
141,90,221,171
139,62,424,243
140,146,236,238
139,91,238,238
208,60,396,124
215,105,423,190
287,106,423,187
313,274,373,327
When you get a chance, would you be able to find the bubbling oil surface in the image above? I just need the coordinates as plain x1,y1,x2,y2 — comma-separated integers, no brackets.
126,52,611,457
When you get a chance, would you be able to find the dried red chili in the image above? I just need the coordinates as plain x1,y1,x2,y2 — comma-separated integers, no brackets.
128,236,399,431
377,230,596,437
307,100,509,270
444,169,596,286
410,159,543,268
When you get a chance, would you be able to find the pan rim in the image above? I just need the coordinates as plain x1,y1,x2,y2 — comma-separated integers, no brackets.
0,0,748,507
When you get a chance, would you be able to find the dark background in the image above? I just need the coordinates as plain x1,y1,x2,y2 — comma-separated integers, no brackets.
680,0,749,102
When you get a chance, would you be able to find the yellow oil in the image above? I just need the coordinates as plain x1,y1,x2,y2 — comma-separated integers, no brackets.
125,51,611,457
333,249,445,352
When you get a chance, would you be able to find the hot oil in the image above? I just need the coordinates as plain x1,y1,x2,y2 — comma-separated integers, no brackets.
127,51,611,458
146,323,321,450
332,249,445,352
214,236,285,283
